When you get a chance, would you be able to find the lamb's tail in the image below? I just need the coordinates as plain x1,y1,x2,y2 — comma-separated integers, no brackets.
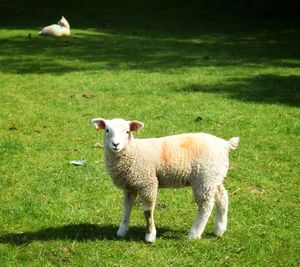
228,137,240,151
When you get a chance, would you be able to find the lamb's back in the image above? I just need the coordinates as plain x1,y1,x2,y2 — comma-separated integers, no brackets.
134,133,230,187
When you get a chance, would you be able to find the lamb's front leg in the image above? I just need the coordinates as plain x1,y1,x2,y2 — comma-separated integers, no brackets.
117,191,137,237
143,206,156,243
141,186,157,243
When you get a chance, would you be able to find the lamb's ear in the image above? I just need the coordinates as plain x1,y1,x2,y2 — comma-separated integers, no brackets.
129,120,144,132
91,118,106,131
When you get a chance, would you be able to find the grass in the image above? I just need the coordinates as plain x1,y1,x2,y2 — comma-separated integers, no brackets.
0,0,299,266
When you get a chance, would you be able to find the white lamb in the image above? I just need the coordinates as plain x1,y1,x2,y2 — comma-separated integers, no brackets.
91,118,239,243
39,16,70,37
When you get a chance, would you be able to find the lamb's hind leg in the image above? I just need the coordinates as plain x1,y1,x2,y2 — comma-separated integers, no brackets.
117,191,137,237
214,184,228,237
188,185,215,240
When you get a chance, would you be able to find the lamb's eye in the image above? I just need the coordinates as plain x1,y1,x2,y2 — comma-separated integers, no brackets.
126,130,130,134
106,129,109,133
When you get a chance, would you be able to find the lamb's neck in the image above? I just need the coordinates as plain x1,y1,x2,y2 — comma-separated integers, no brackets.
104,141,136,167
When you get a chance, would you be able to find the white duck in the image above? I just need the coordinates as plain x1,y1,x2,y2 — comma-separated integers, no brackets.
39,16,70,37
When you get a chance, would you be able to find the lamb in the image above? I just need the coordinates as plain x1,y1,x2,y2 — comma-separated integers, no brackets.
91,118,239,243
39,16,70,37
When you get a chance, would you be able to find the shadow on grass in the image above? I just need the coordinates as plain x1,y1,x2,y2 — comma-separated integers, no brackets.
0,28,299,75
0,0,299,108
0,1,299,75
0,223,185,245
0,32,298,107
182,74,300,107
1,0,298,30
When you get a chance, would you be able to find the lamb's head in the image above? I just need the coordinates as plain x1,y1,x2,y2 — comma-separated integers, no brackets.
58,16,70,29
91,118,144,153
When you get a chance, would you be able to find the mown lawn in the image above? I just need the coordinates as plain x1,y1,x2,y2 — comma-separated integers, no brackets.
0,1,299,266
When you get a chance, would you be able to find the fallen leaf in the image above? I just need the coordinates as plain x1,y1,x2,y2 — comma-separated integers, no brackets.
82,93,95,99
156,203,167,209
60,247,70,254
250,187,265,195
195,116,203,122
230,188,241,196
94,143,104,148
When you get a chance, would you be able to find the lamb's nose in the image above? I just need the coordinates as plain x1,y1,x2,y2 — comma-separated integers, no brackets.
112,142,120,148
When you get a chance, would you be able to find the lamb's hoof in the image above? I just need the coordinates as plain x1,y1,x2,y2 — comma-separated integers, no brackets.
214,228,226,237
145,231,156,243
116,229,127,237
188,231,201,240
214,223,227,237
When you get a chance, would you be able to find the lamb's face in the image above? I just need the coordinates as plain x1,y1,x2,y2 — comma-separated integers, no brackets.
91,118,144,153
104,119,131,153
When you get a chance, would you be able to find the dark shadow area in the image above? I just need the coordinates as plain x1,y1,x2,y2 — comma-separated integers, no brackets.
0,224,119,245
0,0,299,76
1,0,299,30
0,223,182,245
0,29,299,75
182,74,300,107
0,0,299,107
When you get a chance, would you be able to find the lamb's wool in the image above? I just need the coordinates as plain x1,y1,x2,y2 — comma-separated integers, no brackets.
39,16,70,37
92,118,239,243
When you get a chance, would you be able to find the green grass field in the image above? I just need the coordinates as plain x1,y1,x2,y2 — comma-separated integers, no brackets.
1,1,299,266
